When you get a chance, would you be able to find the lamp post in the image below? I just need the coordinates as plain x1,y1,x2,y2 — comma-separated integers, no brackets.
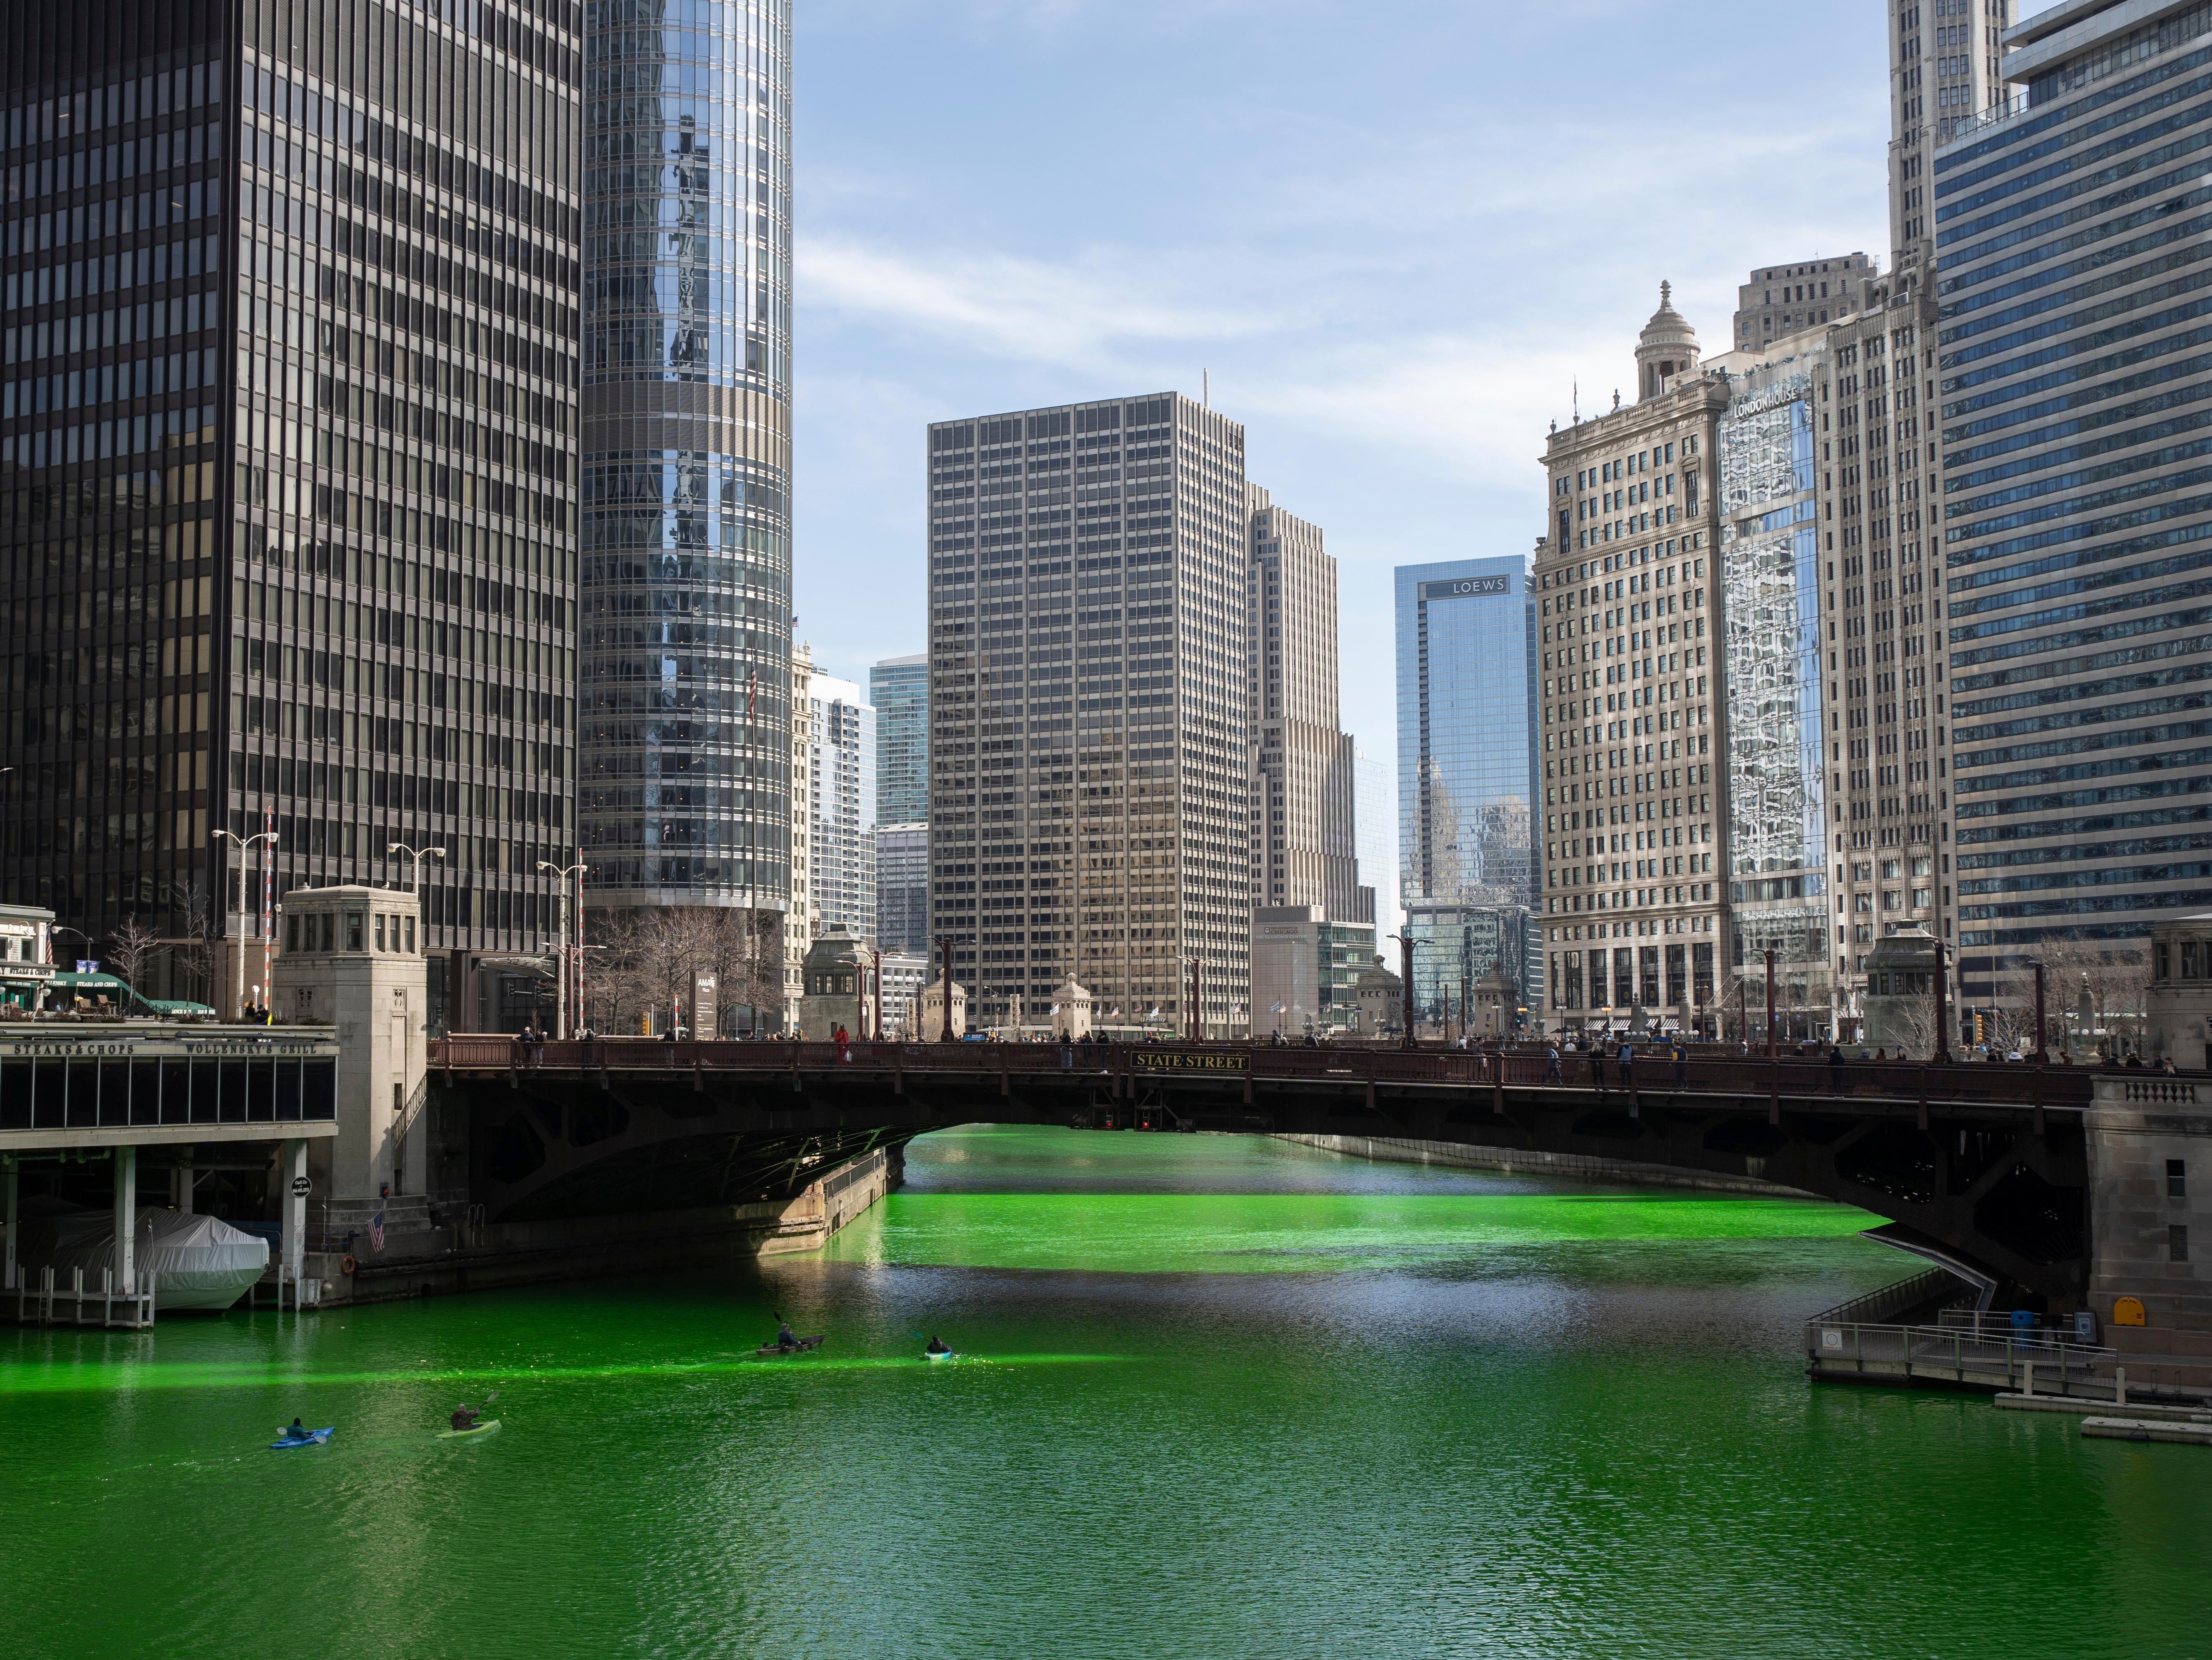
49,926,90,1013
869,947,883,1041
935,934,957,1042
1388,933,1419,1050
1934,937,1952,1062
1186,954,1202,1042
212,827,280,1021
537,859,588,1040
2032,961,2049,1066
1764,947,1777,1059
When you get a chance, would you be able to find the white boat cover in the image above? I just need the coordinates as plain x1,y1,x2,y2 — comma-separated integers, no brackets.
17,1205,270,1311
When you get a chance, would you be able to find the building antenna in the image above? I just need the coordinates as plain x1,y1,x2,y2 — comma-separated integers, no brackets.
1573,378,1579,425
1203,369,1210,408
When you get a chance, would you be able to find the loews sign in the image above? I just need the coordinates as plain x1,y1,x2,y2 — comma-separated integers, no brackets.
1130,1048,1250,1074
1419,576,1511,601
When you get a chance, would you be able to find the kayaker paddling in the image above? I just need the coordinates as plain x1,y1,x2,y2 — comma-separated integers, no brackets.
451,1402,481,1433
926,1335,951,1355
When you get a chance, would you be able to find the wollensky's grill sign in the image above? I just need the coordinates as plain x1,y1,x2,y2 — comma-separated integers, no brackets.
1420,576,1511,600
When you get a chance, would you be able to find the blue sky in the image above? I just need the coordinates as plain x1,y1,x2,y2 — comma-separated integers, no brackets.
790,0,1894,762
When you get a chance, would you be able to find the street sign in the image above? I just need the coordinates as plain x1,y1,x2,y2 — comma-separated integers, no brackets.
290,1175,311,1198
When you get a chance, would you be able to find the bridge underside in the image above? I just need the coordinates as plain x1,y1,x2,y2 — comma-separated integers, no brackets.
439,1065,2086,1302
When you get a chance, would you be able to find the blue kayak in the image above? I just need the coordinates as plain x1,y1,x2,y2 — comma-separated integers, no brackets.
271,1426,334,1448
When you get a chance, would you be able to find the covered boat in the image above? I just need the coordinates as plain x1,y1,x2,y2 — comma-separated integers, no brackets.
17,1204,270,1312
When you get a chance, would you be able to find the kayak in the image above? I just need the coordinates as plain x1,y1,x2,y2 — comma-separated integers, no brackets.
437,1418,502,1440
924,1350,957,1362
753,1336,825,1357
271,1427,334,1449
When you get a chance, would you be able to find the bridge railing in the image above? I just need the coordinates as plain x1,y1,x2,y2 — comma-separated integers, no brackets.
1806,1314,2113,1390
429,1035,2111,1108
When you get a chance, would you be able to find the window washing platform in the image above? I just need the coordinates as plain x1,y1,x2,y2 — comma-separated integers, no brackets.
7,1266,155,1329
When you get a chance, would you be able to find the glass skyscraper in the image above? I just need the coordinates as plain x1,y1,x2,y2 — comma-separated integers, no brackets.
806,672,873,938
1393,557,1539,1010
2,0,581,1028
869,651,927,826
1719,359,1829,1030
579,0,793,917
1935,0,2212,988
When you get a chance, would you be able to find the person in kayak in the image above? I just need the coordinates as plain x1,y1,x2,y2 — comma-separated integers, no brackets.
926,1335,951,1355
775,1321,800,1352
286,1418,308,1440
451,1402,481,1433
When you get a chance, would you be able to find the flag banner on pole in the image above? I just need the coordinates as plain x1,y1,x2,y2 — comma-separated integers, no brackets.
370,1209,386,1254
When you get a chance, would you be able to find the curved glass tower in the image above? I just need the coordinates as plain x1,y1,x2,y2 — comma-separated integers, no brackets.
580,0,793,915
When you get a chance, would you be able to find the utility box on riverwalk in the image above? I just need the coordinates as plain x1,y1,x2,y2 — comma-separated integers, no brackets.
272,888,427,1225
2087,1075,2212,1389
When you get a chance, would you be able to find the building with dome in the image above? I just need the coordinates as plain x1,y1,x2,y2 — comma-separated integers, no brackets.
1534,285,1730,1040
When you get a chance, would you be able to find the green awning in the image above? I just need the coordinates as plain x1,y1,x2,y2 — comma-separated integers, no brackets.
46,972,129,992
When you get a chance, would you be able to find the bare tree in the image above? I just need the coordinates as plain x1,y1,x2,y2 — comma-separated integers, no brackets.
106,914,161,991
2039,932,2153,1057
584,909,647,1035
162,881,216,1006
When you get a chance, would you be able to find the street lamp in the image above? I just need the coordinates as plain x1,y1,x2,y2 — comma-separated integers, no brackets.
1388,933,1420,1051
537,859,588,1040
213,827,280,1021
388,841,446,892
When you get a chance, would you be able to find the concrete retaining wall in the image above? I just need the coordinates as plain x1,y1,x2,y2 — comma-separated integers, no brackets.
1275,1133,1814,1197
297,1147,901,1306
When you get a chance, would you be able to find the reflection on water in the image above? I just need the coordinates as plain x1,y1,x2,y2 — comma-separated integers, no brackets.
1,1125,2204,1660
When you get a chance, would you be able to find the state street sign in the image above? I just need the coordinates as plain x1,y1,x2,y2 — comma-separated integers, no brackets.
290,1175,312,1198
1129,1049,1250,1074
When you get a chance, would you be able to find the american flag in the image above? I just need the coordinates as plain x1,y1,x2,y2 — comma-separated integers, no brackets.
369,1209,386,1254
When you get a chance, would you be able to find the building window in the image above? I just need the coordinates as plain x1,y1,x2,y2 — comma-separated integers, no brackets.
2169,1159,2188,1200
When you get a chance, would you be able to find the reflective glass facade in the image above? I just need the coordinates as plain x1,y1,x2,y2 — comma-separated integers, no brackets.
2,0,581,1021
807,672,873,938
1936,7,2212,980
1720,367,1831,1028
869,652,927,826
1393,558,1539,999
579,0,791,911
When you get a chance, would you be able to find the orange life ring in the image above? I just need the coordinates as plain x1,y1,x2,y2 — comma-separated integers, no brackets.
339,1254,358,1276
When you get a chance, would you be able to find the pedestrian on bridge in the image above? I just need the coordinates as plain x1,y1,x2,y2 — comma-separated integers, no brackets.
1617,1040,1635,1087
1544,1044,1563,1084
1672,1039,1687,1088
1589,1045,1607,1093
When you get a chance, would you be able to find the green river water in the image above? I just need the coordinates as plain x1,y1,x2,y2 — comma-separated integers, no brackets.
2,1126,2206,1658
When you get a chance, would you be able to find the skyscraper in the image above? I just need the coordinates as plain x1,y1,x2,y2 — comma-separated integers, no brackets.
1731,254,1877,351
1353,746,1399,935
1246,485,1361,921
872,820,927,952
578,0,794,926
1934,0,2212,991
1892,0,2016,263
926,394,1250,1034
807,673,873,940
2,0,581,1028
1395,553,1542,1018
869,650,927,826
1536,289,1726,1035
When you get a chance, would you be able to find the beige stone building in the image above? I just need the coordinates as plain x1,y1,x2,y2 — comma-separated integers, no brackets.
1246,486,1363,923
1731,254,1878,352
1536,289,1729,1035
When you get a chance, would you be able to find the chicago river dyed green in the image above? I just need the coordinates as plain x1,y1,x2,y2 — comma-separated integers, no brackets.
2,1127,2206,1658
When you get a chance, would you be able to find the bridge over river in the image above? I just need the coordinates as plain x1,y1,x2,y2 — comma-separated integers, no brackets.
427,1036,2181,1314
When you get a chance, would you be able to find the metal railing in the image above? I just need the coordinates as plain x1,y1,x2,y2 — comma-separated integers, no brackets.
435,1035,2111,1110
1806,1315,2113,1391
1807,1267,1964,1329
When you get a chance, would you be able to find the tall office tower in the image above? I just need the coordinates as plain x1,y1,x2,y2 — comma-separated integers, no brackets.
806,673,873,939
1814,277,1952,1019
781,637,811,1027
1732,254,1878,351
1536,288,1725,1037
1714,344,1834,1041
871,820,927,952
578,0,794,928
1353,746,1398,936
1890,0,2014,264
869,651,927,826
1246,486,1362,921
1394,554,1541,1023
926,394,1250,1035
1,0,581,1028
1934,1,2212,1003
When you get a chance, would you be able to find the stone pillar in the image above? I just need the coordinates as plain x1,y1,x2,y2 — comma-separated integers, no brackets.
2087,1077,2212,1386
172,1149,195,1215
282,1137,307,1285
272,886,428,1220
3,1159,16,1291
112,1144,137,1294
